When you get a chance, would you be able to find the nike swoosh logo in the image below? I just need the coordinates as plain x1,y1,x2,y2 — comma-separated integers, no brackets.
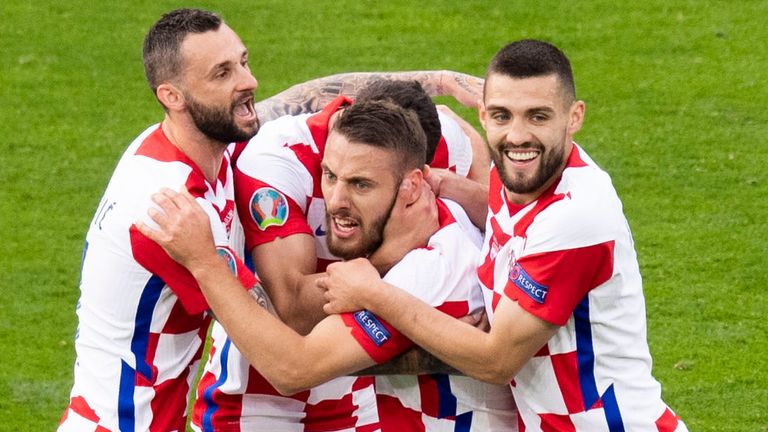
315,225,327,236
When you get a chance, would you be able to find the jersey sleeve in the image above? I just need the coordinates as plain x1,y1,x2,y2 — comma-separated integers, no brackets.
503,177,621,326
234,171,312,250
432,111,473,177
131,194,257,315
234,125,317,251
129,229,257,315
504,242,616,326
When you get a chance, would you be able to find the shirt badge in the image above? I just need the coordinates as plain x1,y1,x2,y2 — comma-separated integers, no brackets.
509,262,548,304
250,187,289,230
216,247,238,276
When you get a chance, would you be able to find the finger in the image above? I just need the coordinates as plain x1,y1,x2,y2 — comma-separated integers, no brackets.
322,302,336,315
150,190,180,212
316,275,329,290
146,206,168,226
178,187,198,207
135,221,161,243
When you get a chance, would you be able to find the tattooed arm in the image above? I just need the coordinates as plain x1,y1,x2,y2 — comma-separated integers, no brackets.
255,70,484,123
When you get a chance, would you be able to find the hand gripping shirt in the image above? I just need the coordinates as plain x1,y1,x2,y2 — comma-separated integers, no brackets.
478,144,687,432
343,198,518,432
192,96,487,432
58,124,255,432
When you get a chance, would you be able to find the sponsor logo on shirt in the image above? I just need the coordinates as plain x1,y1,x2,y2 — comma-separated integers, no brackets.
509,262,548,304
250,187,289,230
354,310,390,346
314,224,327,237
216,247,238,276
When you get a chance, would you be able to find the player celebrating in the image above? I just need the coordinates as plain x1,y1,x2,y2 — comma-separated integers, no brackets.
319,40,689,431
191,82,503,431
138,100,517,432
57,7,484,431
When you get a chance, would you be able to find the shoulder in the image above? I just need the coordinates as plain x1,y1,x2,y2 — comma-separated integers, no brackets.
526,148,626,252
240,113,315,159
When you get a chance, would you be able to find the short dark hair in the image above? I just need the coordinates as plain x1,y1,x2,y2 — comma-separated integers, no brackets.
355,80,441,164
487,39,575,103
332,100,427,176
143,8,222,94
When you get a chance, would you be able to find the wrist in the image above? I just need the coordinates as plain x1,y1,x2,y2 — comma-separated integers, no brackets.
187,251,226,286
362,278,390,314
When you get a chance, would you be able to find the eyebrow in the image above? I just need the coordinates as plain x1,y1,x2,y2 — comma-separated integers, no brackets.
207,48,248,77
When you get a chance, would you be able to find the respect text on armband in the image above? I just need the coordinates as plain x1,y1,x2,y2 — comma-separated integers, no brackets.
354,310,390,347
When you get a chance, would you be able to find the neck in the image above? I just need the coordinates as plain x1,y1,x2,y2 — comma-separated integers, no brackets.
162,115,227,184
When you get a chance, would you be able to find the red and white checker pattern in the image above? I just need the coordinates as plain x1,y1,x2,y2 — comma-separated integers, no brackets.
479,144,687,431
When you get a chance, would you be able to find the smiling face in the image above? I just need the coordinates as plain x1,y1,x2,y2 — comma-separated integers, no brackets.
177,24,259,143
480,72,584,205
321,131,401,260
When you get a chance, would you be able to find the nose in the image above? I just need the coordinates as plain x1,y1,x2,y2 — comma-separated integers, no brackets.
237,66,258,93
325,182,349,212
504,118,533,146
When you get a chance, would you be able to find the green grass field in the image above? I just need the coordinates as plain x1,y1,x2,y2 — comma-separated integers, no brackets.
2,1,766,430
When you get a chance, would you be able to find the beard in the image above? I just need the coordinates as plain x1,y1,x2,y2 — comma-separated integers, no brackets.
491,140,566,195
325,191,398,261
185,92,259,144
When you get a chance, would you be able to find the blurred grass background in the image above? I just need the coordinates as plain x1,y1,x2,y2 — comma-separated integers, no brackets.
1,1,766,430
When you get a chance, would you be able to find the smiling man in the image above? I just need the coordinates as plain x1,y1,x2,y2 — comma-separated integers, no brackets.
319,40,689,431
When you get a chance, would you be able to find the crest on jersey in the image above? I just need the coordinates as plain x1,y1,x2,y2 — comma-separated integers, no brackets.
216,247,238,276
250,187,289,230
509,262,548,304
354,310,390,347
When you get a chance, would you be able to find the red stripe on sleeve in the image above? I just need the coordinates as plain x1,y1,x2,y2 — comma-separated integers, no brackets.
503,241,615,326
341,312,413,364
130,228,256,315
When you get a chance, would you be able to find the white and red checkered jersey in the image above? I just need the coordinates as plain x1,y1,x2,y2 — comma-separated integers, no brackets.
478,143,687,432
58,124,255,432
192,96,378,432
343,198,517,432
431,109,473,176
191,95,487,431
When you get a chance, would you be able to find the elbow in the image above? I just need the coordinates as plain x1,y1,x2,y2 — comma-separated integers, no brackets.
268,367,314,396
470,358,517,386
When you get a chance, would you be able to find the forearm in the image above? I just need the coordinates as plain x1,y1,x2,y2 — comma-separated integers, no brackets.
352,346,462,376
255,70,483,123
190,259,326,393
359,280,504,382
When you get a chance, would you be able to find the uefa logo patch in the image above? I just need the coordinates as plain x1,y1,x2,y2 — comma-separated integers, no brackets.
250,187,289,230
216,247,238,276
509,262,548,304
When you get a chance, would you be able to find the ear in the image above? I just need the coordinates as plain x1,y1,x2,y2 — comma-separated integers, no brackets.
156,82,185,112
568,100,585,136
478,100,489,132
398,168,424,205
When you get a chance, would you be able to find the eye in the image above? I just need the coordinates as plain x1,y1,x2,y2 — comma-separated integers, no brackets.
530,112,550,123
491,112,510,122
323,170,336,182
215,68,230,79
353,181,370,191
